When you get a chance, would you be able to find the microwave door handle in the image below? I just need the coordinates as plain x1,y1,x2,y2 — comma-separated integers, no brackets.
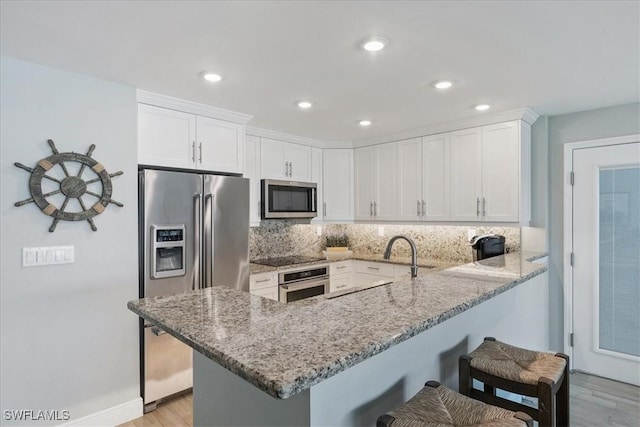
281,277,329,291
194,193,203,290
312,188,316,212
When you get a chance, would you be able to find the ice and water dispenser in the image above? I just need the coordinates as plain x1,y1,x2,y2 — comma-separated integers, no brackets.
151,225,186,279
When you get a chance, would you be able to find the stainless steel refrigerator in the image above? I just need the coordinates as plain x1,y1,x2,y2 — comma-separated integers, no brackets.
138,169,249,411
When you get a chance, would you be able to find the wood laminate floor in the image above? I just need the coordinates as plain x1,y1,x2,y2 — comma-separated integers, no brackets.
119,372,640,427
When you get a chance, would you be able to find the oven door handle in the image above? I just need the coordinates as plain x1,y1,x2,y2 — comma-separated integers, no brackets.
280,277,329,291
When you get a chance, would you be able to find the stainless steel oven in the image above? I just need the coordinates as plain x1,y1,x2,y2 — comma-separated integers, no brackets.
279,264,329,303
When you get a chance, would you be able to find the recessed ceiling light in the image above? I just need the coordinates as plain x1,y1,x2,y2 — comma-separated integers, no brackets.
201,72,222,82
361,36,388,52
475,104,491,111
297,101,313,109
359,120,372,127
433,81,453,90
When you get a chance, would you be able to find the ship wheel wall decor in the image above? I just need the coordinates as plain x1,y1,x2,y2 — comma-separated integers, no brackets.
14,139,123,232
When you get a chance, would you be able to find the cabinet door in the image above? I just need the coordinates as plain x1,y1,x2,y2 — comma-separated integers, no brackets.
286,143,312,181
481,121,519,222
330,273,355,292
245,135,261,226
422,133,450,221
374,142,398,220
138,104,196,169
196,116,244,173
397,138,423,221
354,146,376,220
260,138,286,179
323,149,354,221
450,127,482,221
311,147,323,223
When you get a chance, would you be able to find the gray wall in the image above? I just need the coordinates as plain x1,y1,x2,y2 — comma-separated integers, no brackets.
547,102,640,350
0,57,139,424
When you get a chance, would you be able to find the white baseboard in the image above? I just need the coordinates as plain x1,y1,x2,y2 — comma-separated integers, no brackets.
62,398,143,427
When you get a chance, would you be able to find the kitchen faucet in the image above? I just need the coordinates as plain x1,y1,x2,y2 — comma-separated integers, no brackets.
383,235,418,278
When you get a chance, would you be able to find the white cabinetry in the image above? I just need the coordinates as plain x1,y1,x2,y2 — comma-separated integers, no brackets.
260,138,311,181
354,261,396,287
322,149,354,221
397,135,450,221
450,120,529,223
329,261,354,292
354,143,397,221
245,135,261,226
138,103,244,174
249,271,278,301
311,147,323,223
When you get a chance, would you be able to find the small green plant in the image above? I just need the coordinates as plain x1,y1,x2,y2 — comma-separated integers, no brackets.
325,234,349,248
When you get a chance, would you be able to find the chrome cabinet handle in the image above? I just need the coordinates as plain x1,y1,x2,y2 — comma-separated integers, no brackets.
370,201,373,216
192,141,196,163
337,266,347,270
374,201,377,216
417,200,421,216
367,266,380,271
337,284,347,289
255,278,271,283
289,162,293,177
284,161,289,176
198,142,203,163
482,198,487,217
476,197,480,217
422,200,426,217
323,202,327,216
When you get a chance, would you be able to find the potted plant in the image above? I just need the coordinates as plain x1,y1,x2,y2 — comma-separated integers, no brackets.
325,234,349,252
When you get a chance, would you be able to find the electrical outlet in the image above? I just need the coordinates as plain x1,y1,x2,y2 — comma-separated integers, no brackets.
378,226,385,237
316,226,322,236
467,229,476,242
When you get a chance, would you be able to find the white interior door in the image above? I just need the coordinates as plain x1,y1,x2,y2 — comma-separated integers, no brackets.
572,141,640,386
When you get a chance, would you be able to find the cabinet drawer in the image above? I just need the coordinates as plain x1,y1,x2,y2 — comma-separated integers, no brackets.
330,260,353,275
355,261,395,277
393,264,412,278
250,286,279,301
250,272,278,291
330,273,354,293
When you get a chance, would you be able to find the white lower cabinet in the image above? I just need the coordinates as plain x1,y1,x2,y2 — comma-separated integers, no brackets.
354,261,396,287
329,261,354,292
249,271,278,301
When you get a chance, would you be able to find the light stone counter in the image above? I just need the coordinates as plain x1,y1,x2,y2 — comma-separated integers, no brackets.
129,252,547,401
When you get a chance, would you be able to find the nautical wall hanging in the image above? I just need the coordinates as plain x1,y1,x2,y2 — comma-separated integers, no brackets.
14,139,123,232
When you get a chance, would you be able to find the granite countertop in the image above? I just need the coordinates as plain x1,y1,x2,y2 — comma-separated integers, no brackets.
249,253,458,275
128,252,547,399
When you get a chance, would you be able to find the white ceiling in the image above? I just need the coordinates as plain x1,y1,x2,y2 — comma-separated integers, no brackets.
1,1,638,143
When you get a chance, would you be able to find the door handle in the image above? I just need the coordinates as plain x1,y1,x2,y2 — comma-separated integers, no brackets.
323,202,327,216
422,200,426,217
255,278,271,283
198,142,203,163
289,162,293,177
284,161,290,177
205,194,214,288
417,200,421,216
192,141,196,163
367,266,380,271
374,201,377,216
476,197,480,217
482,198,487,217
370,201,373,216
194,193,203,290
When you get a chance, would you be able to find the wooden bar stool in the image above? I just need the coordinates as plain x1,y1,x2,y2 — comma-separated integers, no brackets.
377,381,533,427
459,337,570,427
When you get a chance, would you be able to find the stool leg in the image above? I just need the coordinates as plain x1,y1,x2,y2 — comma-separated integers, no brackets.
459,355,472,396
556,353,570,427
538,377,555,427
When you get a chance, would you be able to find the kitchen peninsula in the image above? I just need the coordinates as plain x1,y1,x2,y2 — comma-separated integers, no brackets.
128,253,548,426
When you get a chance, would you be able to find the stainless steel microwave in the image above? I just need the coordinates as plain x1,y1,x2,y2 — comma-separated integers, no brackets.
261,179,317,219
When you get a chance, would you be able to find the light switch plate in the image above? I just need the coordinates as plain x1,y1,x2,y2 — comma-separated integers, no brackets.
23,246,74,267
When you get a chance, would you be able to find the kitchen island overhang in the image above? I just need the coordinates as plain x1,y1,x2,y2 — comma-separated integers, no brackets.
128,253,548,426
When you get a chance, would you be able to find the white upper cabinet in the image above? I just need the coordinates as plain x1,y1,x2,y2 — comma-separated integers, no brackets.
311,147,323,223
450,127,483,221
450,120,530,223
260,138,311,181
323,149,354,221
245,135,261,226
354,143,397,221
196,116,244,174
138,104,196,170
397,138,423,221
138,97,248,174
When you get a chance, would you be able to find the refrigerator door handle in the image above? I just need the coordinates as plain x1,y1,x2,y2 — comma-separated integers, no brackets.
194,193,203,290
204,193,214,288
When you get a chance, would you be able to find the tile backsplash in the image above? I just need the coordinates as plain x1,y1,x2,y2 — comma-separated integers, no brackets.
250,221,520,263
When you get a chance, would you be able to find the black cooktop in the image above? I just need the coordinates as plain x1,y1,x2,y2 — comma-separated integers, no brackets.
251,255,326,267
